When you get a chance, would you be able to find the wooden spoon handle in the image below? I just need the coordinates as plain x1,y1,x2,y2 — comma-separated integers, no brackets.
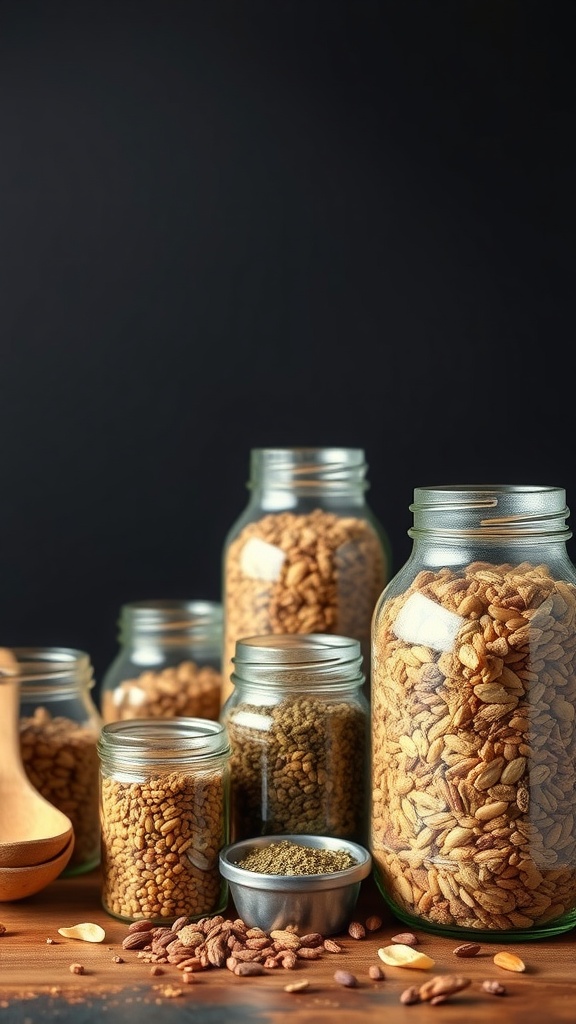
0,676,25,776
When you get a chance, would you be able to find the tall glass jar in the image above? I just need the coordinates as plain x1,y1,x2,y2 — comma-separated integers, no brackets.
221,633,369,845
100,600,223,724
221,447,390,704
98,718,231,923
371,484,576,941
16,646,102,876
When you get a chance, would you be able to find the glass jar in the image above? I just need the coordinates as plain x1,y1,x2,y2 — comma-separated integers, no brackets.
16,646,102,876
100,600,223,724
98,717,231,923
221,633,369,845
371,484,576,941
221,447,390,704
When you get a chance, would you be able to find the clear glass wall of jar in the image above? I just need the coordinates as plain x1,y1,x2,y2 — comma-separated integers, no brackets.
221,633,369,845
221,447,391,705
371,484,576,940
16,646,102,876
100,600,223,724
98,718,230,923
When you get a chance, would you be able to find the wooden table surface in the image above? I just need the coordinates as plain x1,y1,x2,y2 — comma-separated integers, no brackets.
0,868,574,1023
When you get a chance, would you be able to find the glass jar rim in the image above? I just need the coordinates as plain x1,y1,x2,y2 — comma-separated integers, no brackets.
8,646,95,690
98,716,231,765
230,633,365,687
409,484,572,540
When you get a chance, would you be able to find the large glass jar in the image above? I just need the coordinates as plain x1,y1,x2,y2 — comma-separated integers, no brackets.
221,633,369,845
98,717,231,923
100,600,223,724
371,484,576,941
16,646,102,876
221,447,390,705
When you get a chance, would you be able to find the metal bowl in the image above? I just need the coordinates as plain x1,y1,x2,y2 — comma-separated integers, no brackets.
219,834,372,936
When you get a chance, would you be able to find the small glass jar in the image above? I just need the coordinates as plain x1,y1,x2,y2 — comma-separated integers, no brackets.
100,600,223,725
221,633,369,845
221,447,391,705
98,717,231,923
371,484,576,941
16,646,102,876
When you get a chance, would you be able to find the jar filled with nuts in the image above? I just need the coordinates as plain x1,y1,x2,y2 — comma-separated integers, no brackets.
16,646,102,876
221,447,391,705
98,717,231,923
100,600,223,724
371,484,576,941
221,633,369,844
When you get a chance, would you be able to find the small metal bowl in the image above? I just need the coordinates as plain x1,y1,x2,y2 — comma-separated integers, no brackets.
219,834,372,936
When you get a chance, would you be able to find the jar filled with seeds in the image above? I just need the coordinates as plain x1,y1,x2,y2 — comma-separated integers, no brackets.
98,717,231,923
16,646,102,876
221,633,369,844
221,447,390,705
100,600,223,724
371,484,576,941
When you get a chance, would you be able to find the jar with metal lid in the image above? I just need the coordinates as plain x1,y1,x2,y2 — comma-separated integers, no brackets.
221,447,391,705
98,717,231,923
371,484,576,941
100,600,223,724
221,633,369,845
15,646,102,876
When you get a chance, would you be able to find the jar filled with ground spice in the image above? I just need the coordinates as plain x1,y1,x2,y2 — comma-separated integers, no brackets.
221,447,390,705
371,484,576,941
98,717,231,923
16,646,102,876
221,633,369,845
100,600,223,724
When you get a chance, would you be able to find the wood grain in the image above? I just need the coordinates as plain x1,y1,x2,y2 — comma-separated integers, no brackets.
0,868,574,1023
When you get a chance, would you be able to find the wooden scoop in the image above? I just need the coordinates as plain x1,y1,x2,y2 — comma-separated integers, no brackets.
0,647,74,868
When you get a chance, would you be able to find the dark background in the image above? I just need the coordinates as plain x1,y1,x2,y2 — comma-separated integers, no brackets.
0,0,574,696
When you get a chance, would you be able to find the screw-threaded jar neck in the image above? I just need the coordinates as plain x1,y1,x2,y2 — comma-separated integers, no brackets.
408,485,572,543
248,448,370,500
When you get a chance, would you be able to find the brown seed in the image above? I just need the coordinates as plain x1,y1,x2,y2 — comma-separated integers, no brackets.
128,920,155,933
453,942,481,958
482,979,507,996
324,939,342,953
298,933,324,947
419,975,471,1002
348,921,366,939
112,955,124,963
391,931,419,946
0,924,6,936
150,965,164,976
365,915,383,932
234,962,265,976
368,964,385,980
334,969,358,988
69,963,85,975
182,973,196,984
399,986,420,1005
122,931,153,951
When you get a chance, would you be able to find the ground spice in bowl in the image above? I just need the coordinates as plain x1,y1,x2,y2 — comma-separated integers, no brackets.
236,839,358,876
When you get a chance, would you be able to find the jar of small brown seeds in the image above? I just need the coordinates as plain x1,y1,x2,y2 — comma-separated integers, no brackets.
371,484,576,941
221,633,369,845
98,717,231,923
100,600,223,725
221,447,391,705
16,646,102,875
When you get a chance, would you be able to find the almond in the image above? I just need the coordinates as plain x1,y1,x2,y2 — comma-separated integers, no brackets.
493,951,526,973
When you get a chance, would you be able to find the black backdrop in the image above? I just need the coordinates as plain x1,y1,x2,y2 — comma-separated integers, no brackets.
0,1,574,695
